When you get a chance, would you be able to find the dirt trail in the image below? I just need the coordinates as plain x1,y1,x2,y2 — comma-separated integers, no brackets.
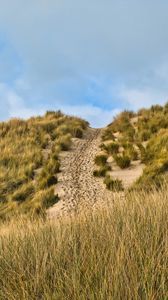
48,127,144,218
48,128,112,217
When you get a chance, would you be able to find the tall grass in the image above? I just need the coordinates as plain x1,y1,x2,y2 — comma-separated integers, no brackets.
0,186,167,299
0,112,88,219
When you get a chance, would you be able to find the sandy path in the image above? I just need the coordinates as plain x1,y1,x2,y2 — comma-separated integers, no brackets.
109,160,144,189
48,127,145,218
48,128,112,217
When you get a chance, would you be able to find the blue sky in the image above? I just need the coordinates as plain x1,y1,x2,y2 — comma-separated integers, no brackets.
0,0,168,127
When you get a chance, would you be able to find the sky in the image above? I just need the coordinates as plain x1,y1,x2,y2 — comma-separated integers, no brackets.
0,0,168,127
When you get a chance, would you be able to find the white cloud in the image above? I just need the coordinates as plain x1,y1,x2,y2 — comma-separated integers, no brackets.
120,87,167,110
0,83,44,119
0,1,168,125
0,83,119,126
56,103,120,128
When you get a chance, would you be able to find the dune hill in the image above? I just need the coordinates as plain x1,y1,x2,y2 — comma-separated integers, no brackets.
98,103,168,191
0,104,168,299
0,103,168,219
0,111,88,219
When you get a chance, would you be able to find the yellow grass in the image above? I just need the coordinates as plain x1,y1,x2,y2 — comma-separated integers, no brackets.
0,112,88,219
0,186,168,299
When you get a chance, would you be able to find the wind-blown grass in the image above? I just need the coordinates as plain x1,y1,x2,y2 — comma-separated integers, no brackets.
0,111,88,219
0,185,168,299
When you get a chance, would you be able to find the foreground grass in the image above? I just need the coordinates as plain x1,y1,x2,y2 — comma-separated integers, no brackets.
0,187,168,299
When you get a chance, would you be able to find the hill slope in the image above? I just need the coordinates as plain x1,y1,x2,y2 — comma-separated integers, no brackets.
96,103,168,191
0,105,168,299
0,111,88,219
0,103,168,219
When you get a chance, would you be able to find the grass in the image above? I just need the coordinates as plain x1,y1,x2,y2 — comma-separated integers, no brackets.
102,141,119,155
10,182,35,203
93,165,111,177
57,133,72,151
101,103,168,189
122,142,139,161
0,112,88,219
94,154,108,166
114,154,131,169
38,174,58,189
104,175,123,191
0,184,167,299
135,129,168,189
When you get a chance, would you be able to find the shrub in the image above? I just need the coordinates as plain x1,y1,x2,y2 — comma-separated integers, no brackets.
108,112,134,134
94,154,108,166
57,134,72,151
151,104,163,113
140,130,151,141
10,182,35,203
104,142,119,155
128,149,138,161
33,153,43,169
122,126,135,142
93,165,111,177
41,134,50,148
99,143,106,150
24,163,36,179
46,159,60,174
114,155,131,169
102,129,115,141
45,110,63,118
123,145,139,161
55,124,70,136
51,144,61,157
32,187,59,211
72,127,83,138
38,174,58,190
104,175,123,191
136,143,147,163
133,172,166,192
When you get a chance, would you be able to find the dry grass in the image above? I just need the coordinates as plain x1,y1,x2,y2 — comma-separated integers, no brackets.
0,185,168,299
0,112,88,219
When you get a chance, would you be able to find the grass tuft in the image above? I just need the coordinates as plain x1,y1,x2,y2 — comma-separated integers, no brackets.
104,175,123,191
0,185,167,299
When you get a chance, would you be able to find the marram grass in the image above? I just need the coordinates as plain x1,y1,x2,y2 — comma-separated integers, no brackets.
0,185,168,300
0,111,88,218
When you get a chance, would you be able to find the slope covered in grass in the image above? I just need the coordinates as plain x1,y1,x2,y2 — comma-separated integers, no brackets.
0,111,88,219
98,103,168,190
0,184,167,299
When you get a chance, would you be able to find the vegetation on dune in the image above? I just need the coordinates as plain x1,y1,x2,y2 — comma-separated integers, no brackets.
0,111,88,219
104,175,123,191
93,165,111,177
122,142,139,161
94,153,108,166
101,128,115,141
100,103,168,189
135,129,168,189
101,141,119,155
0,184,167,299
113,154,131,169
93,153,111,178
0,105,168,299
